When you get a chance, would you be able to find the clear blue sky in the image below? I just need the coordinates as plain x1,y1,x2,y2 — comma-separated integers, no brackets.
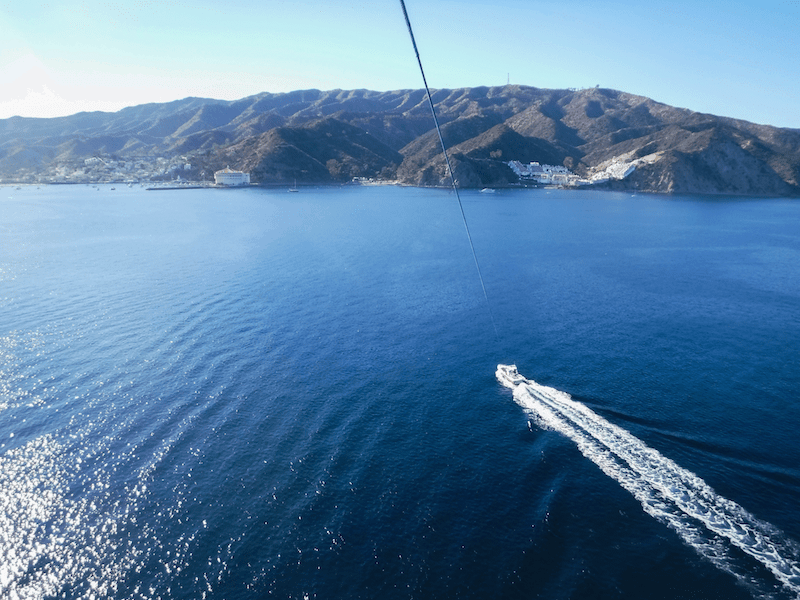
1,0,799,128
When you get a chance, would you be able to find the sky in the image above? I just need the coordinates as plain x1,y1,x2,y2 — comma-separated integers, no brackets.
1,0,799,128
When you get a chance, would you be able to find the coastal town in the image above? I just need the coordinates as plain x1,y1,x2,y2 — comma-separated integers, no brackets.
3,153,644,189
0,154,208,186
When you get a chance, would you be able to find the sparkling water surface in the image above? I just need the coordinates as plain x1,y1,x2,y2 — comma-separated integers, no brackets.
1,184,799,599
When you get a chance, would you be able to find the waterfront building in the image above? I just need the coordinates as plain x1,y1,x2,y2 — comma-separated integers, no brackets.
508,160,575,185
214,167,250,186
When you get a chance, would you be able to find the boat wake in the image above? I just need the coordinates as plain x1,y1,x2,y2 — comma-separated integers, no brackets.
497,364,800,598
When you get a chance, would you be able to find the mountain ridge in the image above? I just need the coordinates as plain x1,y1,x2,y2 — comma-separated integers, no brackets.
2,86,799,195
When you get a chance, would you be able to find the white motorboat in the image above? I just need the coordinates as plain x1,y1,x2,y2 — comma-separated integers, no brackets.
495,364,528,389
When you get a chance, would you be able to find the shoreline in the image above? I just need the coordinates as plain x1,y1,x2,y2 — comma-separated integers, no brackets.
3,181,796,199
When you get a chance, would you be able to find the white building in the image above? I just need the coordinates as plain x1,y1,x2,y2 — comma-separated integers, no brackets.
508,161,576,185
214,167,250,186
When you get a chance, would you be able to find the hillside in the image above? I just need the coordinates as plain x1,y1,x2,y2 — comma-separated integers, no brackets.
2,86,799,195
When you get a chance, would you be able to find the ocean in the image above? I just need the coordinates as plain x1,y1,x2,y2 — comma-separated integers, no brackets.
1,184,799,600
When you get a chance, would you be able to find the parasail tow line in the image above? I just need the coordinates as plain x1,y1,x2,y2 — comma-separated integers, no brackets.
399,0,499,341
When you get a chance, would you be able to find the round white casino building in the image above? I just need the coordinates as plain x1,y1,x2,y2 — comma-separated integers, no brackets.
214,166,250,186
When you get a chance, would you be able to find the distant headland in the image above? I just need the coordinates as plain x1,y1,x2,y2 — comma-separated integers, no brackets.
1,86,798,196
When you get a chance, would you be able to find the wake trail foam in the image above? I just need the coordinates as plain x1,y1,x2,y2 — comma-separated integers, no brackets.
497,364,800,598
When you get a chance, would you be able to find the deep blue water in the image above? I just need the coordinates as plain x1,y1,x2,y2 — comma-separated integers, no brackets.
1,184,799,600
